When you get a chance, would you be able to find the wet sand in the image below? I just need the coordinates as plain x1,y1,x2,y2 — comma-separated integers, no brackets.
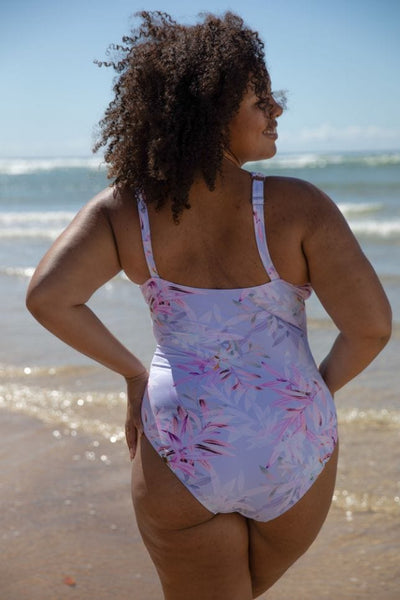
2,409,399,600
1,411,161,600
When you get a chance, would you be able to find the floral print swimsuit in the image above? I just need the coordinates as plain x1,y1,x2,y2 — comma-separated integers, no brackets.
138,174,337,522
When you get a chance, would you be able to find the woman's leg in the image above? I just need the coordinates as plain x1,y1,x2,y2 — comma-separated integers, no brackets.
248,442,339,598
132,434,253,600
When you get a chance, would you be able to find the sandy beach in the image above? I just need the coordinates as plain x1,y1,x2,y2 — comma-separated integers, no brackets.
2,407,399,600
1,410,161,600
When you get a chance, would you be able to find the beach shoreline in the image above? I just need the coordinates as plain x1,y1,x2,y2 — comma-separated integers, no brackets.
2,407,399,600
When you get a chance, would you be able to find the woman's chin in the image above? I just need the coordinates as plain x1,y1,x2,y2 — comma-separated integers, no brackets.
250,147,277,162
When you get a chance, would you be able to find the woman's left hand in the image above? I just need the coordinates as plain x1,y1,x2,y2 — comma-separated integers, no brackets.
125,371,149,461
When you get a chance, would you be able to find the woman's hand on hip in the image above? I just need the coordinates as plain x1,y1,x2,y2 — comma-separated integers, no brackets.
125,371,149,461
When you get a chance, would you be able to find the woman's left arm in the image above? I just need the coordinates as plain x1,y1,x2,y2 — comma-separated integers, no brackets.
26,190,147,380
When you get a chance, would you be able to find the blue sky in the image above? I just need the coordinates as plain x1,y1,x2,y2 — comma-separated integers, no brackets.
1,0,399,157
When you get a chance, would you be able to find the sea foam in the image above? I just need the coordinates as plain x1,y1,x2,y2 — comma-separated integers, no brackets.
248,151,400,170
349,219,400,238
2,152,400,176
0,157,105,175
0,211,75,240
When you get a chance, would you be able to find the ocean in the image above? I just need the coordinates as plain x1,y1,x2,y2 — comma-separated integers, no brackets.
1,151,399,597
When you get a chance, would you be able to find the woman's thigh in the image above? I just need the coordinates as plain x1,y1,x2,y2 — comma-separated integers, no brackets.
132,434,253,600
248,442,339,597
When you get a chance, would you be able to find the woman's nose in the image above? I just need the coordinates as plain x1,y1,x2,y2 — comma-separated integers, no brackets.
272,97,283,118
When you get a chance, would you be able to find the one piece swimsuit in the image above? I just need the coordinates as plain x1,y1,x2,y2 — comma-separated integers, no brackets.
138,174,338,522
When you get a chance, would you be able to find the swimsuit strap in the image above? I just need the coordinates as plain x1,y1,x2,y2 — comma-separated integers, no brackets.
251,173,280,281
137,179,279,282
137,195,159,278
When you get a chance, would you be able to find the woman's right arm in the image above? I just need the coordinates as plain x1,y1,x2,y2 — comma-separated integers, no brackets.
26,190,146,379
300,181,392,395
26,189,148,458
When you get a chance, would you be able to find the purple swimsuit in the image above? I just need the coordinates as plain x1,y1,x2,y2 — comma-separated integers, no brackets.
138,174,337,522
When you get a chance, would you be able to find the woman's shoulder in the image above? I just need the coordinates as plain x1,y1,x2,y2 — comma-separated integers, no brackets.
263,175,342,226
87,185,149,283
76,185,140,246
264,175,330,202
87,184,137,214
81,184,140,233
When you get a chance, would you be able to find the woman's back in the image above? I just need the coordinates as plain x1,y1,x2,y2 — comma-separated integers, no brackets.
114,167,310,292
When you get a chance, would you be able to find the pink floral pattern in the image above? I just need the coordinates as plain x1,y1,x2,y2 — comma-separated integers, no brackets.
138,175,337,522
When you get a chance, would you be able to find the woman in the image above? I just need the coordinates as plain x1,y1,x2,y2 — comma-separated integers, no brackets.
26,11,391,599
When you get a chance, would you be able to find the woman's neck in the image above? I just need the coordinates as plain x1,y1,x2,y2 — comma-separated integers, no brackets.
223,149,241,168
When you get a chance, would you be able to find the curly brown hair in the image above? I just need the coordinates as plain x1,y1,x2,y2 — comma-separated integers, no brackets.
93,11,279,222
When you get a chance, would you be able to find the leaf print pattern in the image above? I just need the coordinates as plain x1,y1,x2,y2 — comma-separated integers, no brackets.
154,400,233,478
173,344,268,393
138,177,337,522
